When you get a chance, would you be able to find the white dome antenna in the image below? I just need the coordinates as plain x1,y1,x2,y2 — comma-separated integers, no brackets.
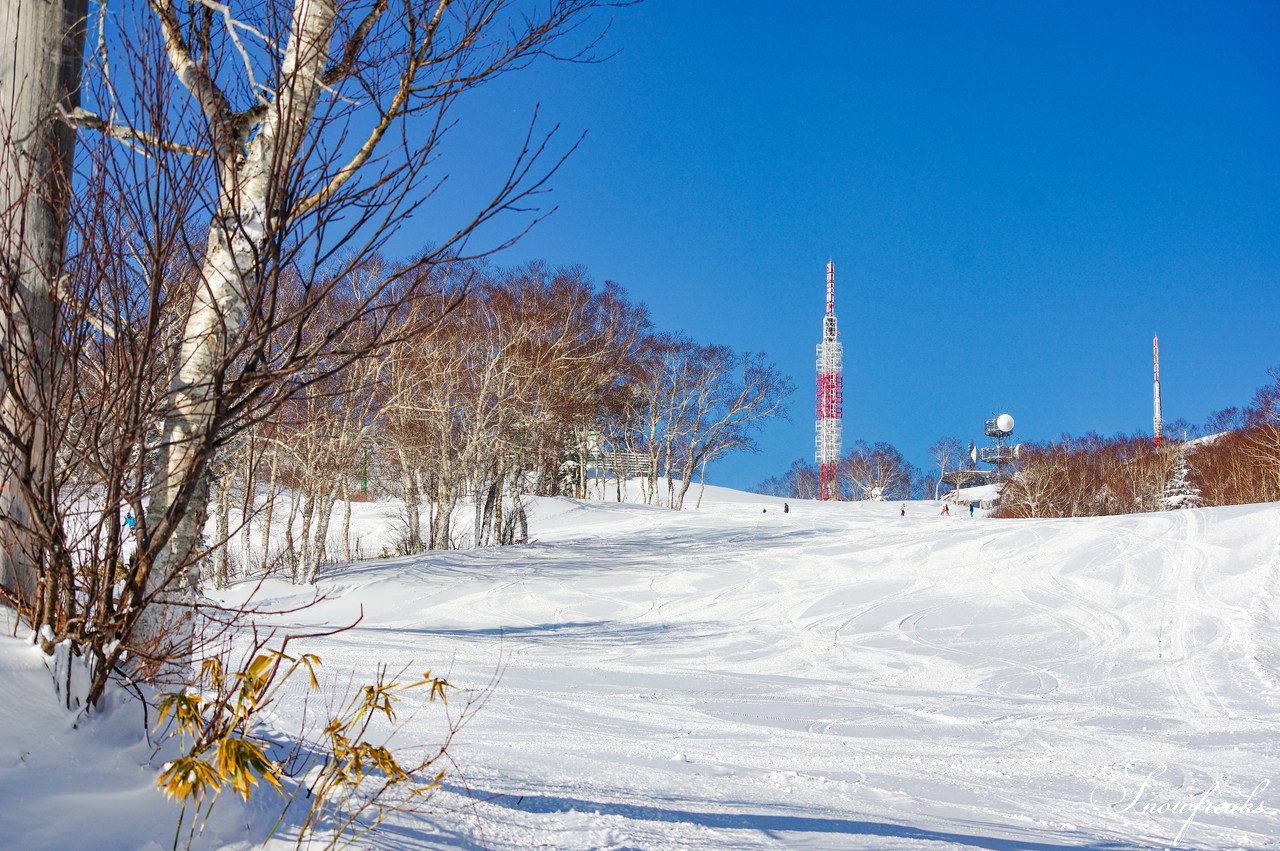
979,413,1018,476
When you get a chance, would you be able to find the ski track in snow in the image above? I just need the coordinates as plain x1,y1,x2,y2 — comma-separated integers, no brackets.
197,492,1280,851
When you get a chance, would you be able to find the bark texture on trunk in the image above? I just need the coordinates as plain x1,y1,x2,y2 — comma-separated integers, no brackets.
283,484,299,576
398,449,421,553
339,477,352,562
302,488,334,584
0,0,88,615
260,454,278,571
214,474,230,588
138,0,338,666
295,488,316,583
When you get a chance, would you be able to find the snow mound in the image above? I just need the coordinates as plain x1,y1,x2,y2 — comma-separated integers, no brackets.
7,490,1280,850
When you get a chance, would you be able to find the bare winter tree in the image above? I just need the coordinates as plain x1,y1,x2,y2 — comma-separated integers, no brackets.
839,440,914,501
624,334,792,509
997,434,1182,518
480,263,651,504
928,436,963,499
1244,370,1280,495
376,262,651,548
3,0,620,703
0,0,88,624
754,457,819,500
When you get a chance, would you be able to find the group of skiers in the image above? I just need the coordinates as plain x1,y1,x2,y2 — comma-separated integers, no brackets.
765,502,979,517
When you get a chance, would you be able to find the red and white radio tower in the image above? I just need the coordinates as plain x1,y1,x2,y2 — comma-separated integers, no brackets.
815,261,843,500
1153,334,1163,446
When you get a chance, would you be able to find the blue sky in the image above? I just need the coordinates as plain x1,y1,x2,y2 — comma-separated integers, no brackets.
389,0,1280,491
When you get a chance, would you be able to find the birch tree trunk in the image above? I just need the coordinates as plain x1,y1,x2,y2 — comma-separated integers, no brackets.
473,479,485,549
0,0,88,618
138,0,338,672
481,477,500,548
440,496,453,550
303,488,335,584
425,474,438,550
282,484,300,577
398,449,421,553
213,474,230,588
240,443,257,572
295,488,316,583
429,476,453,550
491,463,506,545
260,453,279,572
512,478,528,544
340,477,352,562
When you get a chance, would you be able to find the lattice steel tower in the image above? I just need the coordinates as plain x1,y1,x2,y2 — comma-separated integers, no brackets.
815,261,843,500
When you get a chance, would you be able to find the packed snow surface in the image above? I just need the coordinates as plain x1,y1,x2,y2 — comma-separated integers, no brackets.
6,487,1280,849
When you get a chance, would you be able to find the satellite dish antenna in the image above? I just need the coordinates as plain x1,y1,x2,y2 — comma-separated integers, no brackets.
996,413,1015,434
968,443,978,464
1014,443,1024,460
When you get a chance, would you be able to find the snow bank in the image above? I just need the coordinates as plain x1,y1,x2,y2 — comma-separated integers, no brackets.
6,489,1280,849
0,610,258,849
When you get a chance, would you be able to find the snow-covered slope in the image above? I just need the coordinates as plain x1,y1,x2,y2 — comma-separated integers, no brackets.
6,488,1280,849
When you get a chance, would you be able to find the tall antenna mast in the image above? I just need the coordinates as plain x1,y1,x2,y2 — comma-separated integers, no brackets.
1153,334,1163,446
815,261,843,499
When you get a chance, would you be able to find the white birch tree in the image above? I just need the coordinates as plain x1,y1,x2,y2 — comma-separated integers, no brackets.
0,0,88,639
0,0,617,700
